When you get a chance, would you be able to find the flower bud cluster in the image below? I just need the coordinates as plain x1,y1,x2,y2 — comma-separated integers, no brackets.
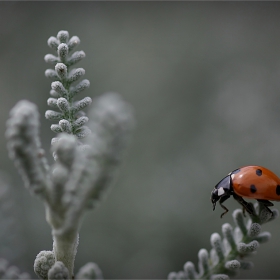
44,30,91,148
168,201,278,280
34,251,55,280
47,261,69,280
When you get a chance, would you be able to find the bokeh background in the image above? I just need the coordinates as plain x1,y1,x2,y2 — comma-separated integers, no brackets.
0,1,280,279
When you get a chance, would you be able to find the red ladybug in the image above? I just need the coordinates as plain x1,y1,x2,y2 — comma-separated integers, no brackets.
211,166,280,218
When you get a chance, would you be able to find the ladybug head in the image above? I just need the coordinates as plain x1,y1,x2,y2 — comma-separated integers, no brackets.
210,188,220,211
211,175,232,211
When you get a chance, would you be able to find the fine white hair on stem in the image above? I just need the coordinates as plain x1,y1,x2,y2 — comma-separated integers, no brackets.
5,100,50,197
57,92,135,236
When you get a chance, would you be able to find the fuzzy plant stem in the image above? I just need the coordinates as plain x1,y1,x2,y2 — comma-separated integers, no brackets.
52,232,79,277
6,30,134,279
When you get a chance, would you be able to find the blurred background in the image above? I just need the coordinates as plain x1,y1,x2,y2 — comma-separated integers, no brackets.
0,1,280,279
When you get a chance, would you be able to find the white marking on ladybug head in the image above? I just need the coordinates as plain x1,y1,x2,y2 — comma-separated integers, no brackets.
218,187,225,196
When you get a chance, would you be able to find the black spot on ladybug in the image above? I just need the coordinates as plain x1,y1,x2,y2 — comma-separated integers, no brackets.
256,169,262,176
250,184,257,193
276,185,280,196
232,169,241,174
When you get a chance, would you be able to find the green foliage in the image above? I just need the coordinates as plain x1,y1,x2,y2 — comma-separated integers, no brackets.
44,30,91,147
168,202,278,279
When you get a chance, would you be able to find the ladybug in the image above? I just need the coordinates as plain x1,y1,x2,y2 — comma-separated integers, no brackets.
211,166,280,218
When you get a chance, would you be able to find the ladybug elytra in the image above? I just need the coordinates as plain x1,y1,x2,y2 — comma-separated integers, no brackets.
211,165,280,218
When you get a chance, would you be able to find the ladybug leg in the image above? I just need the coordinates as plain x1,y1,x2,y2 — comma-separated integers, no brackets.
232,193,255,216
219,194,230,218
257,199,274,215
242,206,247,217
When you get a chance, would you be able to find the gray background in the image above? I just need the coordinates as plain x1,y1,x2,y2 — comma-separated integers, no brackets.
0,1,280,279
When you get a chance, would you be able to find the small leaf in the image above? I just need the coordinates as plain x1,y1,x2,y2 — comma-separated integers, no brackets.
48,36,59,50
44,54,59,65
71,97,92,114
210,233,224,261
50,90,61,98
248,223,261,237
67,68,85,83
69,79,90,97
47,98,58,108
73,116,89,129
57,98,70,113
183,262,197,279
76,126,91,139
59,119,72,133
57,30,69,43
51,124,62,133
45,110,63,121
198,249,209,275
68,36,80,52
67,51,85,66
254,231,271,243
222,223,236,250
225,260,240,270
51,81,68,97
237,240,259,254
232,209,247,236
45,69,58,79
57,43,69,62
55,63,68,80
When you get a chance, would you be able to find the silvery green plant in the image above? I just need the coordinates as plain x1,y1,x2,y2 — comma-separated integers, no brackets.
168,202,278,280
0,258,30,279
5,30,134,279
44,31,91,147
